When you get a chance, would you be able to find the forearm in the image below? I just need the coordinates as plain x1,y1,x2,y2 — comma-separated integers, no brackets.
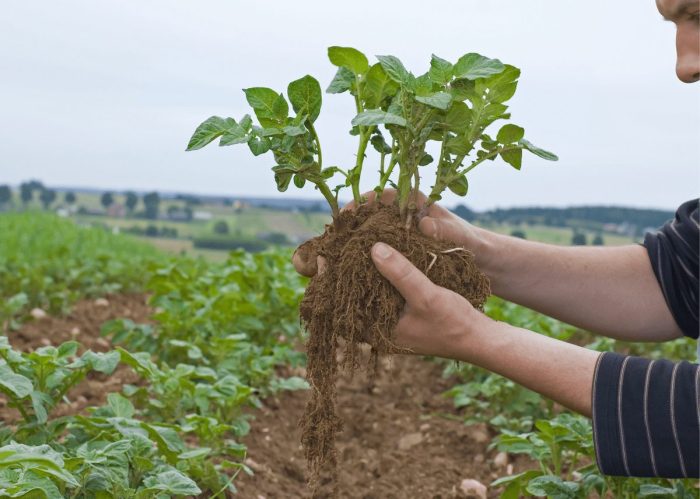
452,312,601,417
474,229,682,341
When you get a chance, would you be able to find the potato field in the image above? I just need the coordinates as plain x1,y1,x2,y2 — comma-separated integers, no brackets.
0,211,695,498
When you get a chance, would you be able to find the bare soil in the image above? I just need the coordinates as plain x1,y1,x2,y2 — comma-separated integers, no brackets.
237,350,529,499
1,294,150,420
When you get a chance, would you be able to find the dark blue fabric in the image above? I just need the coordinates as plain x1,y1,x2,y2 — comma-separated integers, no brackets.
593,352,699,478
643,199,699,339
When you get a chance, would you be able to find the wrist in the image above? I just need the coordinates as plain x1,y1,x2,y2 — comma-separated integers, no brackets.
448,306,493,363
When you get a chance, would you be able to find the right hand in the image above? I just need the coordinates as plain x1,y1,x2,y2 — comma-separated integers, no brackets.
291,189,488,277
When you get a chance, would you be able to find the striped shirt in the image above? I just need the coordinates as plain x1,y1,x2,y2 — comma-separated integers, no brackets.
592,199,700,478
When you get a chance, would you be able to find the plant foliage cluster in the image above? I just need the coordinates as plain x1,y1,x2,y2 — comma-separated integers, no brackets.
188,47,557,221
443,296,699,498
0,213,308,497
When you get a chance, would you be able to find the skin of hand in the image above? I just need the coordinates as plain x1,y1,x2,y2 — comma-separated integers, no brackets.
292,188,682,341
370,241,600,416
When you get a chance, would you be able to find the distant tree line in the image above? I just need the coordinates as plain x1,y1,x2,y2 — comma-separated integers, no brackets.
454,204,674,236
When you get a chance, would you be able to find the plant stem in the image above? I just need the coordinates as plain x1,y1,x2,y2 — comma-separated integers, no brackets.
315,181,339,219
376,156,398,195
351,131,371,204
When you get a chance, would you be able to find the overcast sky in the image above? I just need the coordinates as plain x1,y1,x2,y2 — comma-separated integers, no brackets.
1,0,698,210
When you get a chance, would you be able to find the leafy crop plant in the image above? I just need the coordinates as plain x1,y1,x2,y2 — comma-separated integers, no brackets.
188,46,557,496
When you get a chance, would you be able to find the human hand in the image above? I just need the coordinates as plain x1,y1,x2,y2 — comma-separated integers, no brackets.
292,189,490,277
370,241,482,359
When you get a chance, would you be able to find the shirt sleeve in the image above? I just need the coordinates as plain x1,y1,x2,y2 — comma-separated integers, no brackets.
643,199,699,339
592,352,700,478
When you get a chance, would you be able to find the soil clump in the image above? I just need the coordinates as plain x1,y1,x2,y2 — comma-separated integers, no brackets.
299,203,491,494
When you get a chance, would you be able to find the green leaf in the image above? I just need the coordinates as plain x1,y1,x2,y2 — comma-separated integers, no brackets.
219,119,248,146
0,362,33,398
143,469,201,495
80,350,120,374
497,124,525,144
519,139,558,161
243,87,288,126
272,376,309,391
376,55,411,86
282,124,307,137
370,133,392,154
287,75,322,123
108,393,134,418
410,73,433,96
638,484,678,497
326,67,354,94
418,153,433,166
186,116,233,151
351,110,407,127
448,175,469,196
444,102,472,130
500,148,523,169
485,65,521,103
415,91,452,110
429,54,453,84
293,174,306,188
364,63,399,108
454,53,505,80
247,135,271,156
273,167,294,192
327,46,369,75
30,391,49,424
526,475,579,499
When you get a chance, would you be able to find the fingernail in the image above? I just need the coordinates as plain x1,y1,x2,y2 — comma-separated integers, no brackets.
372,242,392,260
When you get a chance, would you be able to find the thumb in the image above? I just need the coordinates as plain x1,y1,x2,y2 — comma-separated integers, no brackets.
418,216,463,244
371,242,435,307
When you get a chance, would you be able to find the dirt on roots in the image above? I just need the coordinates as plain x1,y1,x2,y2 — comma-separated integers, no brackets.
298,203,491,495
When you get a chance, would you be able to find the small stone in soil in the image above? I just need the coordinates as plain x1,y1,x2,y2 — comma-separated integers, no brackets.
94,298,110,307
30,308,47,320
397,432,423,450
493,451,509,468
419,423,431,432
70,327,80,337
459,478,487,499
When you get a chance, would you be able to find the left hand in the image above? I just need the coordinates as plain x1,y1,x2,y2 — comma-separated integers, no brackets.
370,242,481,359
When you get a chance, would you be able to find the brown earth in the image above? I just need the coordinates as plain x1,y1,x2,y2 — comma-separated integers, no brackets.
1,294,151,420
237,349,529,499
2,295,529,498
299,203,491,492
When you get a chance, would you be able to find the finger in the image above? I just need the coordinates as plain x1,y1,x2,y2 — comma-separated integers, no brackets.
425,202,450,218
371,242,435,308
417,216,462,244
292,243,318,277
341,189,399,212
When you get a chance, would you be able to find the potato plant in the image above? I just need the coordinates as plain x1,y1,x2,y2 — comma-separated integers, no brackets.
187,47,557,221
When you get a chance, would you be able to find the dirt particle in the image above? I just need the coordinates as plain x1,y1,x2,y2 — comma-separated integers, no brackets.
30,308,47,320
493,451,508,469
94,298,110,307
458,478,487,499
397,432,424,451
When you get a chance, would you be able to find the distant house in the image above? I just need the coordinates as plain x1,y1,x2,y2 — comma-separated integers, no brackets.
107,203,126,218
193,210,213,221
